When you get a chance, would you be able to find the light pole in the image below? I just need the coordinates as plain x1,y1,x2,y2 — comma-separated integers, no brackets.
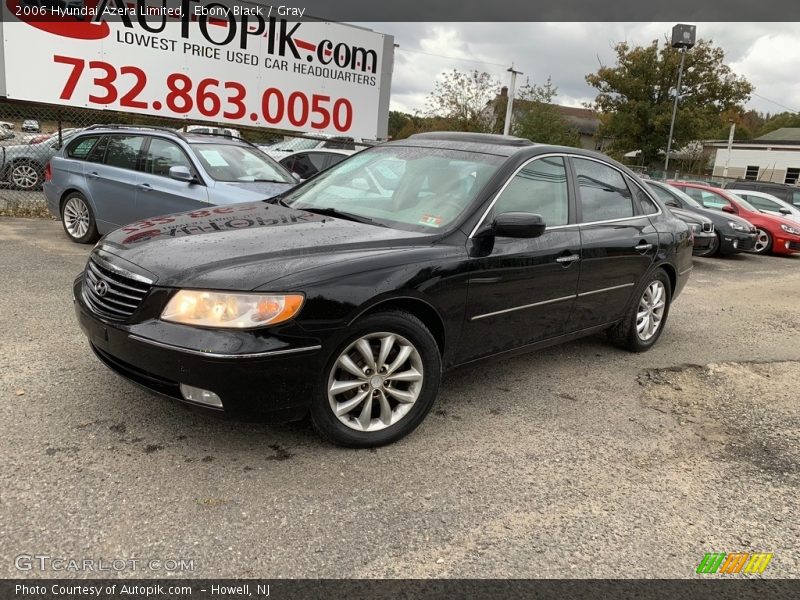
503,66,523,136
664,23,696,176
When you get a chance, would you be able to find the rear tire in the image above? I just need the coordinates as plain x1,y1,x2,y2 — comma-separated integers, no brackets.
9,161,42,190
608,269,672,353
310,310,441,447
61,192,99,244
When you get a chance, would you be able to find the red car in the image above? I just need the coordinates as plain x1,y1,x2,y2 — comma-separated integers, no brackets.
669,182,800,256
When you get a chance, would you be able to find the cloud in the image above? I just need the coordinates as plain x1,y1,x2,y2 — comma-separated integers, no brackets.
368,22,800,116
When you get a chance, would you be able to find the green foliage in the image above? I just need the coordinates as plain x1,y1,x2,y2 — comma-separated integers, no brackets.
425,69,500,133
510,78,582,147
586,38,753,164
755,111,800,137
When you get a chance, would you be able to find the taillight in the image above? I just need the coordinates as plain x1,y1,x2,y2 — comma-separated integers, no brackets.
44,162,52,182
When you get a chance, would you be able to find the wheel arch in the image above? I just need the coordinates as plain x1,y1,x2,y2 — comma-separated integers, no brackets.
349,296,446,357
655,261,676,294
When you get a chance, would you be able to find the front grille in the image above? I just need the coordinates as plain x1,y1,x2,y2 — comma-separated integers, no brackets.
702,222,714,233
83,256,153,321
789,241,800,251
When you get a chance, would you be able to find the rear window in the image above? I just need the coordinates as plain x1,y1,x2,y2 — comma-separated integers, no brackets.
66,136,100,160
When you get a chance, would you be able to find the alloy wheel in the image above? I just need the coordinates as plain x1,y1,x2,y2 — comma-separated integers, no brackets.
328,332,424,432
63,197,90,239
11,164,39,189
636,281,666,342
753,229,770,253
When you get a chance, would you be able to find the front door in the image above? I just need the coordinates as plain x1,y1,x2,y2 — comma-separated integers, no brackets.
457,155,581,363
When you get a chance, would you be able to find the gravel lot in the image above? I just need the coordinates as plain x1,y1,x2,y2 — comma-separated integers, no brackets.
0,217,798,579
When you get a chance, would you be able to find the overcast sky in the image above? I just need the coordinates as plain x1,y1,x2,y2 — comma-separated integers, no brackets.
367,22,800,117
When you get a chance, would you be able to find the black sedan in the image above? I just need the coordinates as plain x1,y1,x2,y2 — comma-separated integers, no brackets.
645,179,757,256
74,132,693,447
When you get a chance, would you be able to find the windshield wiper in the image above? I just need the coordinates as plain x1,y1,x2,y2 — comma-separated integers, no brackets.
299,207,387,227
249,178,291,184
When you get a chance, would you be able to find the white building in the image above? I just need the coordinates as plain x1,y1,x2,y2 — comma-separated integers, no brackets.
710,128,800,184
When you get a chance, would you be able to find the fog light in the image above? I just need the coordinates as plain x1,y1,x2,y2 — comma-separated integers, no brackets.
786,241,791,250
733,240,738,248
179,384,223,408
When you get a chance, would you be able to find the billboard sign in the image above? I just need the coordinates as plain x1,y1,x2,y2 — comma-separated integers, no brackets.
0,1,394,138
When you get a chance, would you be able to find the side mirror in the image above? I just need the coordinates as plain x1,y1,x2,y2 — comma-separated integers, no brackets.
169,166,195,183
291,172,305,183
779,207,791,215
492,212,547,238
721,204,736,214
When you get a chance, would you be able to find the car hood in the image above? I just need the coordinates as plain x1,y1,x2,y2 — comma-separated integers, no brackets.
683,205,754,229
213,180,295,199
668,206,711,225
96,202,431,289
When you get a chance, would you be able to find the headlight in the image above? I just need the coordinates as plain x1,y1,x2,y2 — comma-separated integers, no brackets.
780,223,800,236
728,221,748,232
161,291,304,329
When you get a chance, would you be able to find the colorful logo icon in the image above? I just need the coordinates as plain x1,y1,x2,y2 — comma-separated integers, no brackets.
696,552,773,574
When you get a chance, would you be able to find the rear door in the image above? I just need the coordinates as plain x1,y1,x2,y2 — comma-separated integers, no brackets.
135,136,209,218
83,134,145,227
569,157,658,330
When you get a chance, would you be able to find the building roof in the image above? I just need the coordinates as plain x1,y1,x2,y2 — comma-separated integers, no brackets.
754,128,800,142
488,88,602,136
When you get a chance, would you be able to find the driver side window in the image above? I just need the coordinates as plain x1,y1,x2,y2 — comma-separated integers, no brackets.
488,156,568,227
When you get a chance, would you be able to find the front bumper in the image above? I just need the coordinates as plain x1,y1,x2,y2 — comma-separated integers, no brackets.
691,231,716,254
74,277,324,422
772,235,800,255
719,230,756,254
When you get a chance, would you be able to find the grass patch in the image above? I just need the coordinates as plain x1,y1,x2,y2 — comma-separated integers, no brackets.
0,199,53,219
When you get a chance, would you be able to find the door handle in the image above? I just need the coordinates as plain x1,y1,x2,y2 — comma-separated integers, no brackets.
138,183,153,192
634,243,653,252
87,171,99,179
556,254,580,264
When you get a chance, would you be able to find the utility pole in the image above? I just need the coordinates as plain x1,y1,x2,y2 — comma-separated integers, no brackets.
664,23,696,176
722,120,736,180
503,66,523,136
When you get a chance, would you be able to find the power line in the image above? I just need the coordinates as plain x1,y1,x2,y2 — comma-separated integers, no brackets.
396,47,507,68
750,92,799,114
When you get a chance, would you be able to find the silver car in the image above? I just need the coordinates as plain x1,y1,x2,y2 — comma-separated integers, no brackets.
44,125,298,243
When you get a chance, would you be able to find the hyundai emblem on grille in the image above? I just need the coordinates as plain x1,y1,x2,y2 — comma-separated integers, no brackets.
94,280,109,297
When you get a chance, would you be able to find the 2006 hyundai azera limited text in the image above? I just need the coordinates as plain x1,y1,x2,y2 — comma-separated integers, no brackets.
74,132,693,447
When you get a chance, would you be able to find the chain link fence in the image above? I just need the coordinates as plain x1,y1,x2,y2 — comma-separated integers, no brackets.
0,98,373,214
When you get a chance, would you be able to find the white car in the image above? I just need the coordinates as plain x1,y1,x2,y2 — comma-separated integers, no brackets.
728,189,800,224
260,134,361,161
182,125,241,138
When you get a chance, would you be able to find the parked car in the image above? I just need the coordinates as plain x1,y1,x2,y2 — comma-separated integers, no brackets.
0,121,14,130
665,205,716,256
0,129,83,190
260,134,361,161
724,180,800,209
645,180,757,256
279,149,355,180
73,132,693,447
21,119,40,132
44,125,297,243
0,128,14,142
669,181,800,255
27,128,82,145
727,189,800,224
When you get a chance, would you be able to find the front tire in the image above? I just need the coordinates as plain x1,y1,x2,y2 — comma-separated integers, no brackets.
753,228,772,254
608,269,672,353
310,310,441,447
61,192,99,244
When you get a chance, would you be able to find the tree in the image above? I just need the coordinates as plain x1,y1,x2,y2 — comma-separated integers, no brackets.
756,111,800,137
510,78,582,147
425,69,500,132
586,39,753,164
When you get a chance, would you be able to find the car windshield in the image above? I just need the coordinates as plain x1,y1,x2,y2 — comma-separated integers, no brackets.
662,183,704,209
728,193,758,212
189,143,294,183
271,137,320,152
282,145,504,233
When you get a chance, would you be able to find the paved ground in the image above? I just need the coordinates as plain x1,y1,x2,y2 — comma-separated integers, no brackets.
0,217,798,579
